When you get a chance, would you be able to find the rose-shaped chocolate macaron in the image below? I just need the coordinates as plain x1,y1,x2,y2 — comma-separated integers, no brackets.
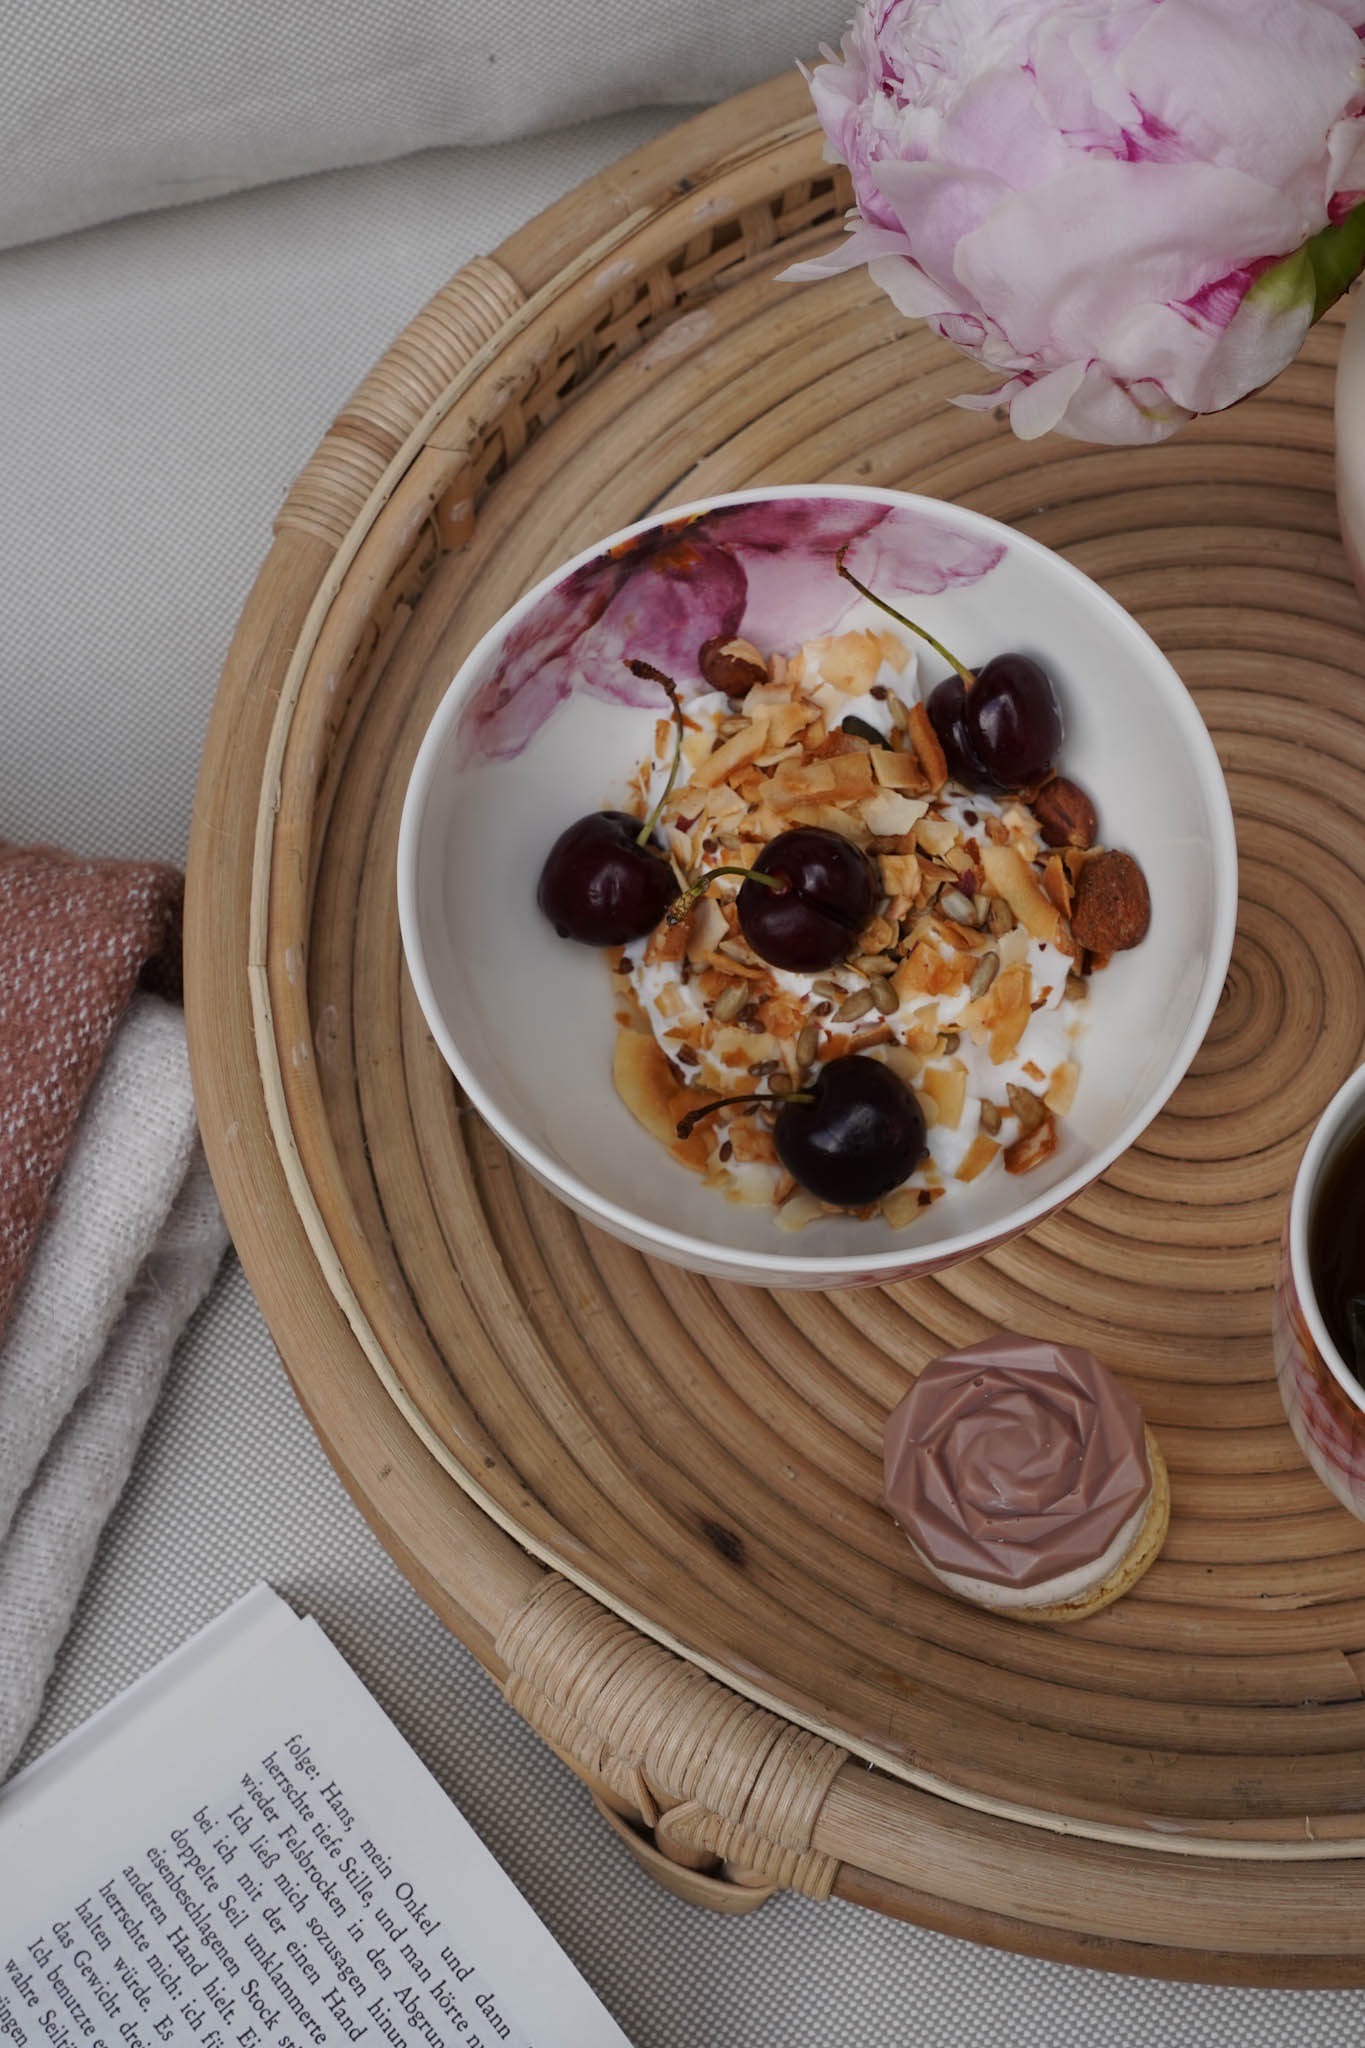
884,1335,1164,1617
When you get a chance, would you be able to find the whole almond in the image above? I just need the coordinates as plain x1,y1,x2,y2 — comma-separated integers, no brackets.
699,635,768,695
1070,848,1151,953
1033,776,1098,850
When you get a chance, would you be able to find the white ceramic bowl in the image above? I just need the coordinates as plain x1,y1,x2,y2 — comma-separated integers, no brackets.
398,485,1238,1290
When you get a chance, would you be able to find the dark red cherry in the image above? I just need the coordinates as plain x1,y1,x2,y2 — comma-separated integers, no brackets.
964,654,1063,791
926,674,990,788
774,1056,927,1208
537,810,675,945
736,827,875,971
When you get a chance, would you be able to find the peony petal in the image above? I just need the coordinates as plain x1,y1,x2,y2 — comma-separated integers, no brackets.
1328,115,1365,198
1039,359,1190,445
1118,0,1365,195
874,157,1009,319
954,160,1310,359
1004,356,1089,439
866,251,965,320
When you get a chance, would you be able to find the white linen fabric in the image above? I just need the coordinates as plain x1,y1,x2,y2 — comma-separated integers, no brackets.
0,996,227,1773
0,0,839,252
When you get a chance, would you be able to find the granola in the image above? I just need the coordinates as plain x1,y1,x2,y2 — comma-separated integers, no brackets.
607,629,1112,1231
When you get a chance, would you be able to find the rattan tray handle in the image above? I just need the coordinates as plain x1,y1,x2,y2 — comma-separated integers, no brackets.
498,1575,847,1901
276,255,526,549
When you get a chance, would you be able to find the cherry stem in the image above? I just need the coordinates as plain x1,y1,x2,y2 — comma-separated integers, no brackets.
627,660,688,847
835,547,977,691
665,864,784,926
676,1088,814,1141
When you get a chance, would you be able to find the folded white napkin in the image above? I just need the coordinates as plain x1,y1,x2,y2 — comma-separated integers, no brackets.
0,994,227,1773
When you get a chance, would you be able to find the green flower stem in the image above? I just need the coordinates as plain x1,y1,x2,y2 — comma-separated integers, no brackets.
1308,198,1365,323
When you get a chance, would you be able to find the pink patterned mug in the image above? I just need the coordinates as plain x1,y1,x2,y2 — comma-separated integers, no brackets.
1275,1065,1365,1518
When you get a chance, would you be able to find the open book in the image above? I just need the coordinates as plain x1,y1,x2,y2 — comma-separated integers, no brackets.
0,1586,632,2047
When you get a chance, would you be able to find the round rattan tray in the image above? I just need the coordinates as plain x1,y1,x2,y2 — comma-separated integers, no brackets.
187,73,1365,1984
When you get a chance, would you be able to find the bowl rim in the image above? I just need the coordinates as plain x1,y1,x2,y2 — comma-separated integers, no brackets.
398,482,1240,1281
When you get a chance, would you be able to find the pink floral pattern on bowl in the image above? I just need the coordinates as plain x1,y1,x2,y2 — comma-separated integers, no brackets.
1274,1220,1365,1519
458,494,1005,762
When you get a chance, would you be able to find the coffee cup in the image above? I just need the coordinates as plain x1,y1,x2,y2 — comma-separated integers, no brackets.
1275,1064,1365,1518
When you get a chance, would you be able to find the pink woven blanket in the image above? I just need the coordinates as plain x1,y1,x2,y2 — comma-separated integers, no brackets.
0,843,184,1338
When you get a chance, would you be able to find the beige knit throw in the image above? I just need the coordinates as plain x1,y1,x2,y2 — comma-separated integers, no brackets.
0,841,227,1772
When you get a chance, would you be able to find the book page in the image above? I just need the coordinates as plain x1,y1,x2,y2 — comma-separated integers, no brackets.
0,1593,631,2048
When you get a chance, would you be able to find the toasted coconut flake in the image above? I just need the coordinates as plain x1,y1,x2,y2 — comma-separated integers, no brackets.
956,1134,1001,1182
730,1117,778,1166
776,1189,826,1232
781,801,870,843
979,841,1064,946
882,1042,923,1087
980,961,1032,1064
914,815,957,859
803,629,885,694
922,1061,967,1130
870,749,930,795
881,1185,924,1230
894,940,964,1001
862,788,930,837
1004,1113,1058,1175
690,712,772,788
645,914,689,966
1041,852,1073,918
906,700,948,791
878,852,920,897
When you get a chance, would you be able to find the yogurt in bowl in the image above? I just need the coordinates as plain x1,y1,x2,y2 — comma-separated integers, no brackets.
398,485,1238,1290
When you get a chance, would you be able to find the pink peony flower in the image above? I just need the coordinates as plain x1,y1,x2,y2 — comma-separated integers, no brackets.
786,0,1365,443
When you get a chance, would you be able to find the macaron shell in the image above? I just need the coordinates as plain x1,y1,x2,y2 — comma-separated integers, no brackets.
1005,1428,1170,1625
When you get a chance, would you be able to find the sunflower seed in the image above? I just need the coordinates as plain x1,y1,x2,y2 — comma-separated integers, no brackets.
939,888,977,925
834,988,875,1023
968,950,1000,1000
795,1023,820,1069
870,977,899,1016
713,983,748,1023
979,1100,1002,1135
